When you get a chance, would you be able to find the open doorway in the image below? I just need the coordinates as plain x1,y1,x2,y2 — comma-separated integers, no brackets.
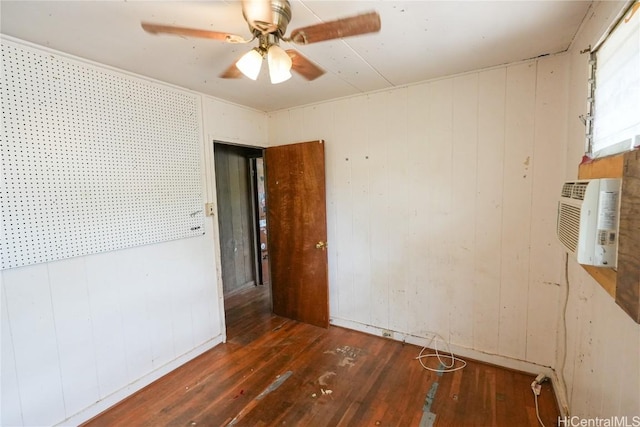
213,142,271,334
215,140,330,336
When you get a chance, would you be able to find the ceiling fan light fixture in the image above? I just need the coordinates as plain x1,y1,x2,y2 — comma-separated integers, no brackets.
267,44,292,84
236,48,263,80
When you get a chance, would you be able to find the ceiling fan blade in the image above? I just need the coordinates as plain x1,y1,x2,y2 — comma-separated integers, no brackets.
289,11,381,45
286,49,325,81
141,22,250,43
242,0,278,33
219,62,244,79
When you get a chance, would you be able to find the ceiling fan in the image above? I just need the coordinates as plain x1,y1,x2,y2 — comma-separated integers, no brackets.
141,0,381,84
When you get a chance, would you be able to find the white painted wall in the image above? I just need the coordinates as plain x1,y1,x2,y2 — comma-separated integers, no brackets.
0,41,268,426
268,54,569,370
203,96,268,148
560,1,640,419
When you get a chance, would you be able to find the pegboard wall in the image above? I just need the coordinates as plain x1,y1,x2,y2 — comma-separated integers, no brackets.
1,40,205,270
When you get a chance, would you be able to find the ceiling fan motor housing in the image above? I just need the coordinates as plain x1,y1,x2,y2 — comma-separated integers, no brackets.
272,0,292,36
246,0,292,37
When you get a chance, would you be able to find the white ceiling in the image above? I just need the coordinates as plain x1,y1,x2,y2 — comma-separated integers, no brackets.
0,0,593,112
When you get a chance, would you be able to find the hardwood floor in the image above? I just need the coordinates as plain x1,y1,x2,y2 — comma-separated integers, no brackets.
83,285,560,426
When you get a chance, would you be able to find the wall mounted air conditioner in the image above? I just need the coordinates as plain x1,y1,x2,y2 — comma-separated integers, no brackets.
556,178,621,267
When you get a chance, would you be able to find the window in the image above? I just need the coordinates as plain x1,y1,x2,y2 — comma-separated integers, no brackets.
589,2,640,158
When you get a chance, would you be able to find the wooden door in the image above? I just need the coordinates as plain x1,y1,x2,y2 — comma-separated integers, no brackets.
264,140,329,328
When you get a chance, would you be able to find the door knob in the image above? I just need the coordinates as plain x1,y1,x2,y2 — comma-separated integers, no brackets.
315,241,327,250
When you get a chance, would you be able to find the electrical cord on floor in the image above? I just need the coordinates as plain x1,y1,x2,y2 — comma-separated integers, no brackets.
531,374,548,427
533,389,546,427
415,332,467,373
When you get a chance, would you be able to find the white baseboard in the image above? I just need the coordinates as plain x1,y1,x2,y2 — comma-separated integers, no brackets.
330,317,573,416
57,335,224,426
330,317,554,378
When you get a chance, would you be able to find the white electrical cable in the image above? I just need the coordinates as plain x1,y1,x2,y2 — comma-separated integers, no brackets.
533,388,546,427
415,332,467,373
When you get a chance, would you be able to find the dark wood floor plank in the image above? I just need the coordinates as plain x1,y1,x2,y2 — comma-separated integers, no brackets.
83,285,560,427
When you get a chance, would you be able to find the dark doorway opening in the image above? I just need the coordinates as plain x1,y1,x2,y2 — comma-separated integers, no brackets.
213,142,270,331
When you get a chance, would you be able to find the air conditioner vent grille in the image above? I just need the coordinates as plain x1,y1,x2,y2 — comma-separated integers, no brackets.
556,178,621,267
571,182,588,200
557,202,581,252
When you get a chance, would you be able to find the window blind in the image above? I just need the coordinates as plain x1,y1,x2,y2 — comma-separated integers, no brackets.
592,3,640,158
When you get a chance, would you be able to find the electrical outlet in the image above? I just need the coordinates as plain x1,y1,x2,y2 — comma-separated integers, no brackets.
205,202,215,216
382,330,394,339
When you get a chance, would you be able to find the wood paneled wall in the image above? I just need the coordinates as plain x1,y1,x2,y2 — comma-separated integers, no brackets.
214,144,258,295
268,55,569,369
2,237,221,426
